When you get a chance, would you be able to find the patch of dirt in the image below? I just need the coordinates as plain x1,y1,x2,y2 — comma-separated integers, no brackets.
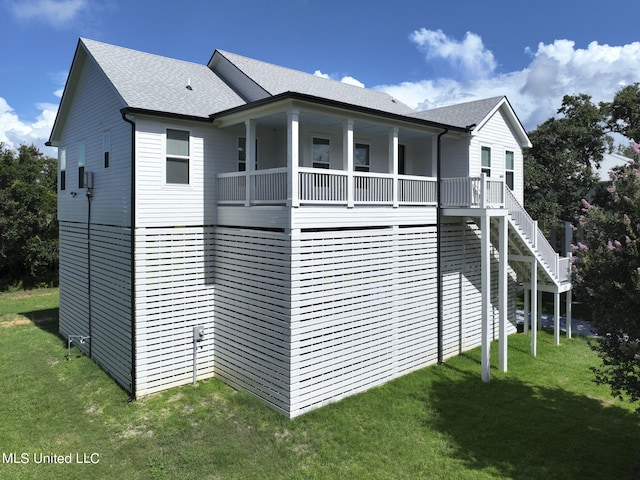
1,314,57,327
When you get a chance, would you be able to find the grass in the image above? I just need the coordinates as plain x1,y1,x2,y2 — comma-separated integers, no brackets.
1,289,639,480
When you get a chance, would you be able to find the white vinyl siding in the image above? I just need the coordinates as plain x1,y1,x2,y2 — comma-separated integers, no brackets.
55,55,131,226
470,108,524,203
135,118,218,227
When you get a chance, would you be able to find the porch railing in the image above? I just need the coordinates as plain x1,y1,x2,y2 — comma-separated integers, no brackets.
440,175,504,208
217,168,437,206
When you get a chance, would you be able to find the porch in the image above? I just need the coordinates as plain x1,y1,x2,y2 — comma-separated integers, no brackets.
216,168,506,209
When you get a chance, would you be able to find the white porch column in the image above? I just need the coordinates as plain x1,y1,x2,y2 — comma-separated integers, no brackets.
244,119,256,207
566,289,572,339
481,213,491,382
498,215,508,372
287,109,300,207
389,127,399,207
554,291,560,345
343,119,354,207
523,285,529,335
531,259,538,357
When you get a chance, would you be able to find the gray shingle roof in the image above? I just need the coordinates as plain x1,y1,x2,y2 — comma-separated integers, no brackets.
81,38,245,118
214,50,415,116
410,96,505,129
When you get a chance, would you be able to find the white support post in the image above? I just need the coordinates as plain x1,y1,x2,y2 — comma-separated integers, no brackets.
480,173,487,209
244,119,256,207
499,215,508,372
481,213,491,382
344,119,354,208
533,220,538,248
389,127,399,208
531,259,538,356
554,290,560,345
523,286,529,335
287,109,300,207
566,289,572,339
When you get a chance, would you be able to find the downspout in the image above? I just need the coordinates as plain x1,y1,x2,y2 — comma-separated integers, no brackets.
86,181,93,358
436,128,448,365
121,109,137,402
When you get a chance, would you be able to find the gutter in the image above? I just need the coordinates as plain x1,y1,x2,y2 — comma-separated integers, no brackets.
121,108,137,402
436,127,449,365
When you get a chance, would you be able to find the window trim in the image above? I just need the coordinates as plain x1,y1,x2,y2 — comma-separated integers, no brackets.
354,142,370,172
78,142,86,188
103,132,110,169
59,148,66,191
165,128,190,185
505,150,515,190
312,136,331,169
238,136,258,172
481,146,491,177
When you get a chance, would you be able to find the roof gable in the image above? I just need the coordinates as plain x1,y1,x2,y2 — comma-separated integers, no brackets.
210,50,415,116
411,96,532,148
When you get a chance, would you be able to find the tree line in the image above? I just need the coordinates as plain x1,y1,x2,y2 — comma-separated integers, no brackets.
0,144,58,290
524,83,640,413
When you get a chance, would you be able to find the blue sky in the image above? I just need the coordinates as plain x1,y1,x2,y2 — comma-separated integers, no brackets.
2,0,640,155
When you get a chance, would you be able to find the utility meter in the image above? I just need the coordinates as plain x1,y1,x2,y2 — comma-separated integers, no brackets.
193,326,205,341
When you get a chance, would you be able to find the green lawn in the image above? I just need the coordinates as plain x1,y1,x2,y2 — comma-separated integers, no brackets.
1,288,639,480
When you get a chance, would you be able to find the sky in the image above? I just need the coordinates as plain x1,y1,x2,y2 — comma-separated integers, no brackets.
2,0,640,156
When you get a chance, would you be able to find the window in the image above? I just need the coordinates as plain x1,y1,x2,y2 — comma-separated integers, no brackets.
398,144,406,175
355,143,370,172
60,148,66,191
481,146,491,177
166,129,189,184
103,133,110,168
238,137,258,171
312,137,330,169
505,150,514,190
78,142,85,188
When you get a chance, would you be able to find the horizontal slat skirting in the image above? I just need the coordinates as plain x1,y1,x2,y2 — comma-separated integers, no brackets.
134,226,216,395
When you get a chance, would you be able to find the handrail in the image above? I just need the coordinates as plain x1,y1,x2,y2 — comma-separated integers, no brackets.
504,187,571,283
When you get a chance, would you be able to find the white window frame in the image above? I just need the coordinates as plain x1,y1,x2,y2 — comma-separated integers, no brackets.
355,142,370,172
59,148,66,191
505,150,515,190
103,132,111,169
78,142,86,188
311,136,331,169
481,146,491,177
238,136,258,172
165,128,190,185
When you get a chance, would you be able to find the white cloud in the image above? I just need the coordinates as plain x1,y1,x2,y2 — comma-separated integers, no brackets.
410,28,497,79
376,32,640,131
8,0,87,27
314,70,365,88
0,97,58,155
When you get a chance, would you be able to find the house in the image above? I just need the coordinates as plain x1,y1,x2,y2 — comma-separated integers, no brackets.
48,38,572,417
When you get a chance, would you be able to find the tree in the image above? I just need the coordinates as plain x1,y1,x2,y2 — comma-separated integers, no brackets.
602,83,640,143
573,151,640,411
524,94,611,235
0,143,58,289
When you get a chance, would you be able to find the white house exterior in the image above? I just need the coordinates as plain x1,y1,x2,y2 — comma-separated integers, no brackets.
48,39,571,417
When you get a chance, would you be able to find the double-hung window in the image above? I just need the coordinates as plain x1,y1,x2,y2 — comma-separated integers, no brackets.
238,137,258,171
312,137,330,169
78,142,85,188
166,129,190,184
505,151,514,190
103,133,110,169
60,148,66,191
355,143,370,172
481,146,491,177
